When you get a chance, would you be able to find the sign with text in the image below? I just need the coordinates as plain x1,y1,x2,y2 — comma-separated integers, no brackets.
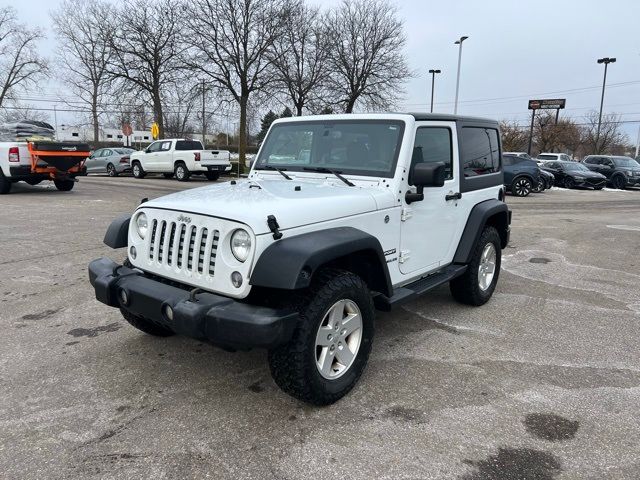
528,99,566,110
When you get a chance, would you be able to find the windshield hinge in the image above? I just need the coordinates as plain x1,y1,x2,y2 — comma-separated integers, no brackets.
401,207,412,222
399,250,410,264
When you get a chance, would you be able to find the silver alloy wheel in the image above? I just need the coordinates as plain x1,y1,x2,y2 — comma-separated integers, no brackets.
514,178,531,196
107,164,116,176
133,164,140,176
315,299,363,380
478,243,497,291
176,165,185,179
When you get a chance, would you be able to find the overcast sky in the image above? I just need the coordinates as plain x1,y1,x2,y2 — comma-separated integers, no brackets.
10,0,640,140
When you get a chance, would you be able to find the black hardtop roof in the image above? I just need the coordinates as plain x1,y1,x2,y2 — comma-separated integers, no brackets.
407,112,498,124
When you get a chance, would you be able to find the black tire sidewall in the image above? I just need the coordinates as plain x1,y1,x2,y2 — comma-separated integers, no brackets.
613,175,625,189
0,170,11,194
564,177,574,189
175,163,189,181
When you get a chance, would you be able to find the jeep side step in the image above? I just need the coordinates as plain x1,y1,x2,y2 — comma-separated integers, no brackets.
374,265,468,311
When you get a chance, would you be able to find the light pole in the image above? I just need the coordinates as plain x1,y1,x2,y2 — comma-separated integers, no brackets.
428,69,441,113
453,36,468,114
596,57,616,152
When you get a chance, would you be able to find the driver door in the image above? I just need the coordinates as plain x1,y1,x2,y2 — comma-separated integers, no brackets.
399,122,462,275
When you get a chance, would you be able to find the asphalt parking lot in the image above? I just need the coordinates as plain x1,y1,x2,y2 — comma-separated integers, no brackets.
1,176,639,479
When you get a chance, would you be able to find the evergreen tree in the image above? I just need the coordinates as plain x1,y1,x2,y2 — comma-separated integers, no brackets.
280,106,293,118
257,110,279,144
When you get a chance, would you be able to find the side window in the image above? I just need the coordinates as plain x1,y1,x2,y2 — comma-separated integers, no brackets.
461,127,499,177
160,141,172,151
103,149,112,157
148,142,161,152
410,127,453,183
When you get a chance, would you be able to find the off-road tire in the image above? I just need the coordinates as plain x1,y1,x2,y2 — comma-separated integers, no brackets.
120,308,175,337
511,176,532,197
163,173,174,179
132,162,146,179
611,174,625,190
54,179,75,192
450,226,501,306
107,163,118,177
0,170,11,194
268,269,375,405
174,162,190,181
205,171,220,181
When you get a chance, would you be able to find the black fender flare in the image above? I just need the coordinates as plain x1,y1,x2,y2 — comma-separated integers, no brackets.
250,227,393,297
453,199,510,264
103,214,131,249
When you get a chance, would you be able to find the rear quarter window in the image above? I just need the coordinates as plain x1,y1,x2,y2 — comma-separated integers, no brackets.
460,127,500,176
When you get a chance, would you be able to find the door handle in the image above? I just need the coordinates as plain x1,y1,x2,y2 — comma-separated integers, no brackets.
445,192,462,201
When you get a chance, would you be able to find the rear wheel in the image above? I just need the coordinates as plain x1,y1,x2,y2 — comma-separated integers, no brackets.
564,177,575,189
106,163,118,177
120,308,175,337
612,174,625,190
54,179,75,191
0,170,11,194
450,226,501,306
268,269,374,405
174,162,190,181
132,162,146,179
533,179,545,193
205,171,220,181
511,177,532,197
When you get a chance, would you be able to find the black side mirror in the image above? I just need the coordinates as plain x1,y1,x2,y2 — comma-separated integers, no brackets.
406,162,446,204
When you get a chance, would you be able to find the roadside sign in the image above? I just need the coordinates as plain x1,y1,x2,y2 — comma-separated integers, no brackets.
528,99,566,110
151,122,159,139
122,123,133,136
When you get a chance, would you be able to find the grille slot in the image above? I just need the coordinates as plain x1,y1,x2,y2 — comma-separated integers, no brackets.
209,231,220,276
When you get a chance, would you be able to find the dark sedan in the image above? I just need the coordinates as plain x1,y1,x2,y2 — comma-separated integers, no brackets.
541,161,606,189
582,155,640,189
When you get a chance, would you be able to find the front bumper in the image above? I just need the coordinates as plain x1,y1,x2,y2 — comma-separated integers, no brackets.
574,177,606,188
88,257,298,350
624,176,640,186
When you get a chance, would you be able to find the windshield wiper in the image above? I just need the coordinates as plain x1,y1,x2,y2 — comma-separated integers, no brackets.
303,167,355,187
259,165,292,180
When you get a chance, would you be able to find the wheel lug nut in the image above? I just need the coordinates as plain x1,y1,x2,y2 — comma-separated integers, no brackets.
327,334,333,341
340,328,346,336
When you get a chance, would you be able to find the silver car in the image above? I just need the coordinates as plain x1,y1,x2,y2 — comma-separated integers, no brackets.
85,147,135,176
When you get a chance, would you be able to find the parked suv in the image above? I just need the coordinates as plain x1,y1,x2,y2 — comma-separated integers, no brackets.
582,155,640,189
89,113,511,405
537,152,573,162
502,154,540,196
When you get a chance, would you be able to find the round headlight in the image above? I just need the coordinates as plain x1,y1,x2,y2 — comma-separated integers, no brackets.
135,212,148,239
230,229,251,262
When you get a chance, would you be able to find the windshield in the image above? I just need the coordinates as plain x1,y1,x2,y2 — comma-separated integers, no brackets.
613,156,639,168
255,120,405,178
562,162,589,171
538,154,556,160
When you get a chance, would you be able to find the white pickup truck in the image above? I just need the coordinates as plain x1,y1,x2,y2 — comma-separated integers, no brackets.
129,139,231,181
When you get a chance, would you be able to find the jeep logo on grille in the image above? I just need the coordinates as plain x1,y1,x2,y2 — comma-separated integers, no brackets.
177,214,192,223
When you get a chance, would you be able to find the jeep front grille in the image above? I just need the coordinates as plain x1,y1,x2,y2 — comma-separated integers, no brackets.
148,219,220,277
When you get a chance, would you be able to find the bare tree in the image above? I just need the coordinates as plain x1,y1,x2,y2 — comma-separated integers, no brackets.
324,0,410,113
164,81,199,138
499,120,528,152
582,110,628,154
51,0,113,142
272,1,328,116
0,101,50,124
107,0,186,139
0,7,48,109
185,0,289,171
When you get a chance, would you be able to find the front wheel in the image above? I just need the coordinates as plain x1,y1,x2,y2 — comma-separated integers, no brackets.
268,269,374,405
563,177,575,189
106,163,118,177
611,175,625,190
450,226,501,306
174,162,190,181
132,162,146,179
54,179,75,191
511,177,532,197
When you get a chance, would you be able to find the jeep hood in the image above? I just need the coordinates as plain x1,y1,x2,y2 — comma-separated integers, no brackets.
144,178,395,235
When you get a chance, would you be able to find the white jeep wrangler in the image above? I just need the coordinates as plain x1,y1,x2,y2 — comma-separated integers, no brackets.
89,113,510,405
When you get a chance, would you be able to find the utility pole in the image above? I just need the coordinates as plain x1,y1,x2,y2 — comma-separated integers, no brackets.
428,69,441,113
453,36,468,114
527,109,536,156
53,105,58,140
596,57,616,152
635,124,640,159
201,79,206,147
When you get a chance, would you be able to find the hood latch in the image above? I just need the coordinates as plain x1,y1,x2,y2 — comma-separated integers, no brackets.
267,215,283,240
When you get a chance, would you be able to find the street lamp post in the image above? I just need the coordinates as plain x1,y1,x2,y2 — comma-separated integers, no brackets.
453,36,468,114
596,57,616,152
428,69,441,113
